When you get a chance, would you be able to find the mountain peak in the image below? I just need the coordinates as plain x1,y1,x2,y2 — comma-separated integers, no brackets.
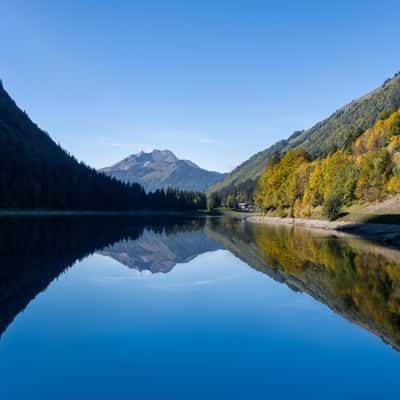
150,149,178,163
101,149,225,192
130,149,178,164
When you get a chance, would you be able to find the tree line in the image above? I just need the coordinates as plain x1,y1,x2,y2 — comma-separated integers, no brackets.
207,178,255,209
0,155,207,211
253,107,400,219
0,80,206,211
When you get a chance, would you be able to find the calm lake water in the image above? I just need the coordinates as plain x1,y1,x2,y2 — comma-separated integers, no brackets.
0,216,400,399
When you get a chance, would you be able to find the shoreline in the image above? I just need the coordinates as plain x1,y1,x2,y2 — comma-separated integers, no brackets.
0,210,209,218
247,215,400,247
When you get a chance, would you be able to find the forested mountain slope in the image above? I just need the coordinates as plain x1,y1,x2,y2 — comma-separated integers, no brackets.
254,104,400,218
0,81,205,210
208,72,400,202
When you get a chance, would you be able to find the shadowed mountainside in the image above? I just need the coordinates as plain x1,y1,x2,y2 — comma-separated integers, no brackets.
0,82,206,211
0,81,147,210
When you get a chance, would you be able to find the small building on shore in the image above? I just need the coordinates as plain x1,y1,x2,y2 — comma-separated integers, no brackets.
237,202,254,212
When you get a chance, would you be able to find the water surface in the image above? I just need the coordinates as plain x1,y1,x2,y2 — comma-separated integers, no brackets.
0,216,399,399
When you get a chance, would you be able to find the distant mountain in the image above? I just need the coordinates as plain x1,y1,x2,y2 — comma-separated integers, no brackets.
208,72,400,199
101,149,225,192
0,80,205,210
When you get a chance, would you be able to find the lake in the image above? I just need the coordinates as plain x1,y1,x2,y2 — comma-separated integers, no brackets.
0,216,400,399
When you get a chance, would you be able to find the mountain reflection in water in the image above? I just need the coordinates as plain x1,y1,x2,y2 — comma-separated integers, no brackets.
1,215,400,352
98,226,219,273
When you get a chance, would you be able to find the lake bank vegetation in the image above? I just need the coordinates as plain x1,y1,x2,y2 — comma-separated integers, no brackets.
253,107,400,220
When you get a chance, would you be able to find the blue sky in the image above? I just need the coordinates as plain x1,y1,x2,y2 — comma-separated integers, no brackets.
1,0,399,172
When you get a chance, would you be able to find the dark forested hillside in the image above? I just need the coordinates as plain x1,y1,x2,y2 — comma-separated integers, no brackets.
208,72,400,206
0,81,206,211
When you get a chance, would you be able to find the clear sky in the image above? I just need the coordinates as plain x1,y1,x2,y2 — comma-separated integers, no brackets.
1,0,399,172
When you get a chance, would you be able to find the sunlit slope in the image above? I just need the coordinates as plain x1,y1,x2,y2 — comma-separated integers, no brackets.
208,73,400,195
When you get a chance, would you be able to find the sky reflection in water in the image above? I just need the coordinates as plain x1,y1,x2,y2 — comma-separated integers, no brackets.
0,217,399,399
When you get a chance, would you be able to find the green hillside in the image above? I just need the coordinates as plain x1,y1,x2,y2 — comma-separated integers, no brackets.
208,72,400,201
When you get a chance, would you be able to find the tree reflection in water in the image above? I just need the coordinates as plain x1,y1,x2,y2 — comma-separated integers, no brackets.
1,216,400,351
